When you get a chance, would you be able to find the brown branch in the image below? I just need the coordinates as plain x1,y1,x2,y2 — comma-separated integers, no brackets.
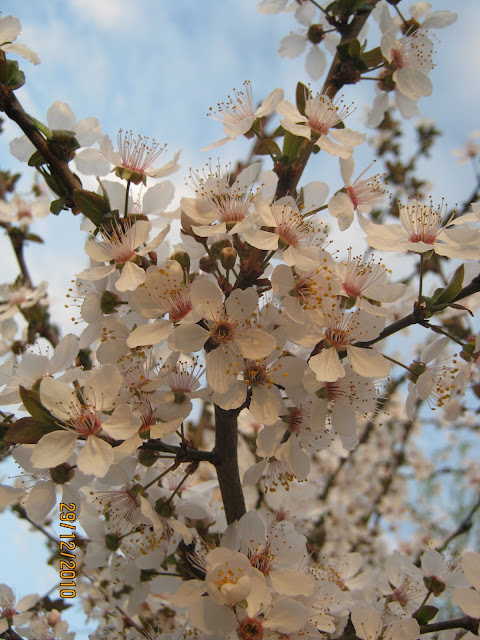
420,616,479,636
0,88,82,198
141,439,214,464
213,404,246,524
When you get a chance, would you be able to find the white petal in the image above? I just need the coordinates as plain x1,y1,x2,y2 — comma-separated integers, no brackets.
47,101,76,131
76,436,114,477
126,320,172,348
352,605,382,640
25,480,56,521
270,568,314,596
348,346,390,378
305,45,326,81
31,431,78,469
102,404,142,439
115,261,146,292
309,348,345,382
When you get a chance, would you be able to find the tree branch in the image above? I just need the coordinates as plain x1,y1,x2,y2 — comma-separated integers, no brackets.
213,404,246,524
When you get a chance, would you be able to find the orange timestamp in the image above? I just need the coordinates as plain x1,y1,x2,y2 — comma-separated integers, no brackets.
59,503,77,598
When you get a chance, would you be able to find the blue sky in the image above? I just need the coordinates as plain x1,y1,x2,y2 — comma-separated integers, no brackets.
0,1,480,638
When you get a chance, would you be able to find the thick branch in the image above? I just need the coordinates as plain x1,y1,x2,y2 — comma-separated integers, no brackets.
213,404,246,524
141,439,215,463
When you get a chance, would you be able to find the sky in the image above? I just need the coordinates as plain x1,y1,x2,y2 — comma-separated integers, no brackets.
0,1,479,638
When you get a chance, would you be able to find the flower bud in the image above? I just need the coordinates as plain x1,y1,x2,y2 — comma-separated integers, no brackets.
200,256,216,273
100,290,123,315
138,448,157,467
172,251,190,271
210,238,231,258
220,247,237,270
50,463,75,484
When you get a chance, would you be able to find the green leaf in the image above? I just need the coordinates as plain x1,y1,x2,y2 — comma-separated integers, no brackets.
414,605,439,625
20,386,56,425
363,46,384,69
5,417,56,444
50,197,68,215
296,82,309,116
73,188,112,227
431,264,464,305
24,233,44,244
0,59,25,91
282,131,305,162
28,150,47,168
254,138,281,157
348,39,361,58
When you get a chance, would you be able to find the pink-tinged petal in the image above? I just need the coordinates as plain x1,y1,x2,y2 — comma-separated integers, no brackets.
347,346,390,378
352,605,382,640
453,587,480,617
255,88,284,118
309,348,345,382
206,347,237,393
126,320,171,348
31,431,78,469
40,377,80,421
264,597,309,633
102,404,142,439
25,480,56,521
2,42,40,65
270,569,314,597
83,364,122,409
168,323,209,353
234,328,276,360
250,386,282,425
75,148,111,176
76,436,113,477
462,551,480,591
115,261,146,292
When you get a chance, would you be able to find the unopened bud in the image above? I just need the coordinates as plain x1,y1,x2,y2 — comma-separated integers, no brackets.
100,290,123,315
50,463,75,484
200,256,216,273
220,247,237,270
173,251,190,271
155,499,175,518
210,239,231,258
377,70,396,92
46,611,61,626
138,448,157,467
105,533,121,551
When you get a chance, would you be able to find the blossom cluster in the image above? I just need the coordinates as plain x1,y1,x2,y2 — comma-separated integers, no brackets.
0,3,479,640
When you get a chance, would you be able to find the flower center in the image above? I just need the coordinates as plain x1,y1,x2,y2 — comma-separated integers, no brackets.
211,319,235,345
238,617,264,640
73,411,102,437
